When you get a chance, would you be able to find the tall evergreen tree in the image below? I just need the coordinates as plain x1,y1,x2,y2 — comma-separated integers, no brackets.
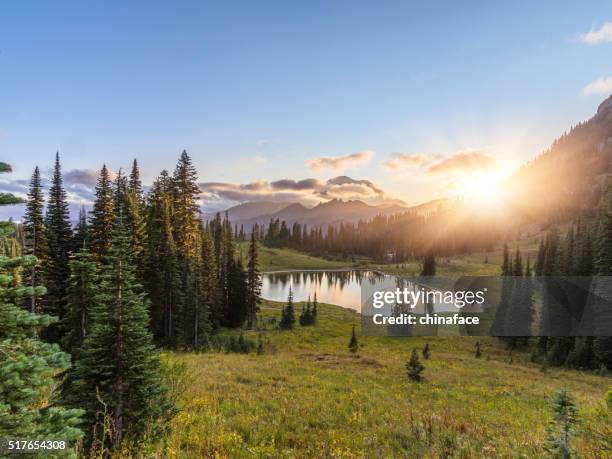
43,153,72,341
62,251,98,355
89,164,115,259
0,254,83,445
23,166,45,315
73,206,89,252
65,214,172,449
246,230,262,329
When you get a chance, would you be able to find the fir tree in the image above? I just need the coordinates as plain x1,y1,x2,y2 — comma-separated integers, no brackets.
62,250,98,355
279,286,295,330
23,166,45,315
348,325,358,353
422,343,430,359
246,230,262,329
545,389,578,458
420,252,436,276
43,153,72,342
311,292,318,324
65,214,172,449
73,206,89,252
89,164,115,259
475,341,482,358
0,255,83,444
406,349,425,381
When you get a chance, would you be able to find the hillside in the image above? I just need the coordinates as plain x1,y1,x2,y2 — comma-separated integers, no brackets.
154,300,611,458
507,95,612,223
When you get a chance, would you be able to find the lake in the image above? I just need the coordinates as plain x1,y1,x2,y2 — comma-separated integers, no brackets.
261,270,387,312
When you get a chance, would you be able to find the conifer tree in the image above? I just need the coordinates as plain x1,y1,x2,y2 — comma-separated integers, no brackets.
246,230,262,329
145,172,179,344
0,255,83,444
73,206,89,252
312,292,318,324
349,325,359,353
62,250,98,355
420,252,436,276
545,389,578,458
279,286,295,330
125,160,147,277
475,341,482,358
43,153,73,341
406,349,424,381
89,164,115,259
422,343,430,359
23,166,45,315
65,214,172,449
201,227,221,330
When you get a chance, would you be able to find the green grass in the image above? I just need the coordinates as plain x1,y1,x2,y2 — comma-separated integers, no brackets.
237,242,358,272
155,300,611,458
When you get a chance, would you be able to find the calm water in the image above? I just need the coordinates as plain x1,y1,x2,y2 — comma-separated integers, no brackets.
261,270,386,312
261,270,482,314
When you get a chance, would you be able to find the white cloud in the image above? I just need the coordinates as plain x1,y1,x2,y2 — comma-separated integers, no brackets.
306,151,374,172
579,22,612,45
382,153,435,170
583,77,612,95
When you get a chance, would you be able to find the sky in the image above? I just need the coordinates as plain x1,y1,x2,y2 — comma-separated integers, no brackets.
1,1,612,218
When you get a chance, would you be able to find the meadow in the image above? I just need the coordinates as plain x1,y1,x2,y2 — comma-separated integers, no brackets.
153,299,611,458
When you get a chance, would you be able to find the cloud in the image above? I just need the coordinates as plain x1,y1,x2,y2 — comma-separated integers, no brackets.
426,150,498,175
199,175,398,210
64,169,100,188
382,153,435,170
583,77,612,96
306,151,374,172
579,22,612,45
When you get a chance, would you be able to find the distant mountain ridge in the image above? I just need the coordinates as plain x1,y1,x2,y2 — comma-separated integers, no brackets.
210,197,453,230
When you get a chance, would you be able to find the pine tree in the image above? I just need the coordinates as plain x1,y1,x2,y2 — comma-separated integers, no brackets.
89,164,115,259
422,343,430,359
125,160,147,278
62,250,98,355
65,214,172,449
279,286,295,330
0,255,83,444
406,349,425,381
23,166,45,315
311,292,318,324
43,153,73,342
73,206,89,252
348,325,358,353
145,172,179,344
172,151,200,257
246,230,262,329
420,252,436,276
545,389,578,458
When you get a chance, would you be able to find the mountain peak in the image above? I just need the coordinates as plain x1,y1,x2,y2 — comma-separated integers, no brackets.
596,94,612,116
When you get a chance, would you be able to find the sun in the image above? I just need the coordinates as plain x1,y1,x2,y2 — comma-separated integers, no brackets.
456,169,510,211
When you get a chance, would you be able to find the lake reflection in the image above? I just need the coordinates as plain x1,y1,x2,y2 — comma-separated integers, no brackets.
262,270,385,312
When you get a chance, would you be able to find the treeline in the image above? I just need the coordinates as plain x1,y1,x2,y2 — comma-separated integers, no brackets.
495,182,612,371
260,204,501,262
17,151,263,450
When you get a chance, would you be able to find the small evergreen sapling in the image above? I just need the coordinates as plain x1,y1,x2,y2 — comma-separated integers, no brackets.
475,341,482,358
422,343,430,359
545,389,578,458
348,325,358,353
406,349,425,381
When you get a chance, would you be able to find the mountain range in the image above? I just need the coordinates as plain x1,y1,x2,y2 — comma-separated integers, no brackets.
210,197,454,230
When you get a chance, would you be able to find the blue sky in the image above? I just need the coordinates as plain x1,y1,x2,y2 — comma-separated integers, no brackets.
1,1,612,216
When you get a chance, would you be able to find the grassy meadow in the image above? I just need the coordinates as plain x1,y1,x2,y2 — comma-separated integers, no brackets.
152,299,611,458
